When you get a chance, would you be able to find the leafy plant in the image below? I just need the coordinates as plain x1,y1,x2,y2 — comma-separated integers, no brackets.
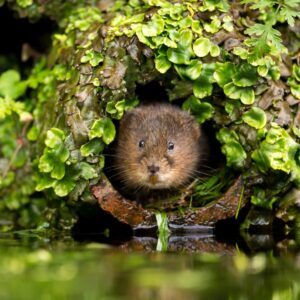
217,129,247,169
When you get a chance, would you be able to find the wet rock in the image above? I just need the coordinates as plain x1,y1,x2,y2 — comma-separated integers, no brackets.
92,176,245,233
257,81,286,110
168,176,245,229
275,101,292,126
92,180,157,230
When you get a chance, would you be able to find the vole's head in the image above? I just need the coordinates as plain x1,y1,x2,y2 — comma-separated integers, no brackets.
115,104,202,191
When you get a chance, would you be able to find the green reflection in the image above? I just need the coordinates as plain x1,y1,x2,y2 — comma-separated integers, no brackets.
0,235,299,299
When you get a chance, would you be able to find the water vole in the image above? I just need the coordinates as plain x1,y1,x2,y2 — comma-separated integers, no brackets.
114,103,204,193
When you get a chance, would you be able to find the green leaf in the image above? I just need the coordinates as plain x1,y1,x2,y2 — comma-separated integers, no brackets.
90,52,104,67
279,4,300,27
167,47,191,65
142,15,165,37
251,188,277,209
222,141,247,168
182,95,200,111
35,175,55,192
251,123,298,175
182,96,214,124
80,50,93,63
178,29,193,47
292,64,300,82
27,126,39,142
53,177,76,197
210,44,220,57
152,36,177,48
167,30,194,65
106,101,117,114
178,16,193,28
155,54,172,73
77,162,98,180
193,37,211,57
223,83,255,105
245,22,286,54
184,60,202,80
290,82,300,99
242,107,267,129
38,152,55,173
81,50,104,67
233,47,249,59
156,212,170,252
51,163,66,180
17,0,33,8
223,82,242,99
45,128,65,149
193,76,213,99
216,128,246,168
89,118,116,144
0,172,15,189
191,20,203,34
80,138,105,157
222,15,234,32
203,0,229,12
58,146,70,163
232,64,258,87
204,17,221,33
257,65,268,77
240,88,255,105
214,62,235,87
12,148,27,168
175,60,202,80
0,70,27,99
217,128,239,144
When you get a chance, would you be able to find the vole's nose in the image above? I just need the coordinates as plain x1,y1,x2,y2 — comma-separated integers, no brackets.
148,164,160,174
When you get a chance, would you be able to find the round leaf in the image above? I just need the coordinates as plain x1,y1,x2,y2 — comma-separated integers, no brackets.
193,37,211,57
142,15,165,37
242,107,267,129
155,54,172,73
53,177,76,197
214,62,235,87
240,88,255,105
232,64,258,87
38,152,54,173
89,118,116,144
80,138,105,157
193,76,213,99
223,82,242,100
210,44,220,57
78,162,98,180
35,175,55,192
45,128,65,149
174,60,202,80
0,70,27,99
167,46,192,65
178,29,193,47
221,141,247,168
184,60,202,80
51,163,66,180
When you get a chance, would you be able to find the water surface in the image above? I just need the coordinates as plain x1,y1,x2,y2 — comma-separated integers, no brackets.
0,232,299,299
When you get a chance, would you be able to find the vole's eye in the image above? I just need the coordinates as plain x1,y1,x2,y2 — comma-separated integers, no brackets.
139,140,145,148
167,142,174,151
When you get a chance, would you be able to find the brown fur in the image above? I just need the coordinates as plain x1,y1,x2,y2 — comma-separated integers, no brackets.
114,103,203,192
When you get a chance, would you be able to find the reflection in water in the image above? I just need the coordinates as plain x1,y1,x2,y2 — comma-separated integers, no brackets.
0,233,299,299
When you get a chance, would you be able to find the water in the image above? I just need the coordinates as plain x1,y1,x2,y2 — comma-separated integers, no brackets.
0,232,299,300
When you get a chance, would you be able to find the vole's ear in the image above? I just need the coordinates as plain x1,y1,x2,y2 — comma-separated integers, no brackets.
120,109,138,127
181,115,201,140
